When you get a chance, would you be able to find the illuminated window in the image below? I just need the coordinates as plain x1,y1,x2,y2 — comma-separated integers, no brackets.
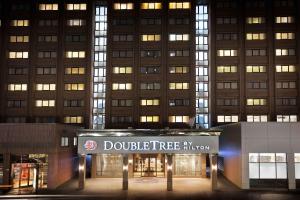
39,4,58,11
276,65,296,72
275,49,295,56
35,100,55,107
141,34,161,42
67,19,86,26
275,32,295,40
249,153,287,179
247,115,268,122
169,2,190,9
114,3,134,10
11,20,29,27
64,116,84,124
7,84,27,91
8,52,29,59
10,36,29,43
113,67,132,74
64,84,85,91
168,116,189,123
169,66,189,74
217,115,239,123
140,116,159,123
140,83,160,90
247,98,267,106
169,82,189,90
61,137,69,147
246,66,266,73
141,2,162,9
66,3,87,10
140,99,160,106
169,34,189,41
275,16,294,23
246,33,266,40
246,17,265,24
217,66,237,73
112,83,132,90
65,67,85,75
295,154,300,179
36,84,56,91
217,50,237,57
277,115,297,122
65,51,86,58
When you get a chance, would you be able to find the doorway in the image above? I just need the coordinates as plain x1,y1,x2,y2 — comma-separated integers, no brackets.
11,163,36,189
133,154,165,177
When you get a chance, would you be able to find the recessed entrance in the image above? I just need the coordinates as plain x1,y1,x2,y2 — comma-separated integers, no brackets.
133,154,165,177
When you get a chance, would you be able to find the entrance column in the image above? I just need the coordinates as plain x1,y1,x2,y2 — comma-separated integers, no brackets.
287,153,296,190
3,153,11,185
167,154,173,191
210,154,218,191
201,154,207,178
78,154,86,190
122,154,129,190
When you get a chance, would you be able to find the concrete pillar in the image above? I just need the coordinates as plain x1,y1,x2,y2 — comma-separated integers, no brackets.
3,153,11,185
122,154,129,190
128,154,134,178
166,154,173,191
201,154,207,178
78,154,86,190
91,154,97,178
287,153,296,190
210,154,218,191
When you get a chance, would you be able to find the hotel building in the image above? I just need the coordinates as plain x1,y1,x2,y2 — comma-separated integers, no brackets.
0,0,299,192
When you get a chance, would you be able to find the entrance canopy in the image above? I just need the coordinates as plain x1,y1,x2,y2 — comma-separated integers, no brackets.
77,129,220,154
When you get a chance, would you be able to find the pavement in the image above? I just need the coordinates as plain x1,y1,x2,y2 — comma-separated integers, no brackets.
1,176,300,199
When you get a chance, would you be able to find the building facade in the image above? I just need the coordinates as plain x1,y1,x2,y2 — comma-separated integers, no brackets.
0,0,300,192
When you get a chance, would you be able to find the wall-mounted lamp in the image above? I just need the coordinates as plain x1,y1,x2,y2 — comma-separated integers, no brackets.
167,164,172,171
128,159,133,165
79,164,84,171
211,164,217,171
123,165,128,171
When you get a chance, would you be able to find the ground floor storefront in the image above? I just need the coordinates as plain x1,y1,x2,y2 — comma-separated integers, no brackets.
77,129,220,191
0,123,77,193
219,122,300,190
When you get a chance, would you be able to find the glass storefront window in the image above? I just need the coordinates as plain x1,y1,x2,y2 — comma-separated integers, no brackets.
174,154,201,176
0,154,3,184
295,153,300,179
96,154,122,177
249,153,287,179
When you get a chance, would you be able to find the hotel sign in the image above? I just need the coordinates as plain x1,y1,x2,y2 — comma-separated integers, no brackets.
78,136,219,154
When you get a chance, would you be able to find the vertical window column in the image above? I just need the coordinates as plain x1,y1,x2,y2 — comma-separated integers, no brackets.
195,1,209,128
93,3,107,129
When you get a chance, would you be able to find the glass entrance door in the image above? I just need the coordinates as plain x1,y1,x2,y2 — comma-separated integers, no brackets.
134,154,165,177
11,163,35,189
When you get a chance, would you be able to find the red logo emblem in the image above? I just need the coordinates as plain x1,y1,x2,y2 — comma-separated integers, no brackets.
83,140,97,151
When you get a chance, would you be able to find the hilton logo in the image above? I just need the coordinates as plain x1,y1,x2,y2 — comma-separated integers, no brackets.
83,140,98,151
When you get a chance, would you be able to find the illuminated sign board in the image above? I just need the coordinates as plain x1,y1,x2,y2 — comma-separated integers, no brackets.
78,136,218,154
